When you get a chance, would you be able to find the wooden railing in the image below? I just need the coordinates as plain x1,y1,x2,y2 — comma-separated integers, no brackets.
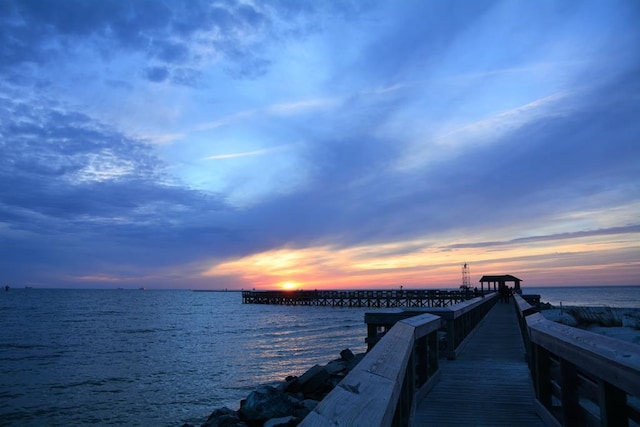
365,293,499,359
300,313,442,427
514,294,640,426
300,294,500,426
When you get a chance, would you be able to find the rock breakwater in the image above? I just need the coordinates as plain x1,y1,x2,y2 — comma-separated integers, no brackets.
183,348,365,427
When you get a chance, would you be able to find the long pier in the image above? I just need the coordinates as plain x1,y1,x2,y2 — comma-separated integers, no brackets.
241,289,477,308
299,292,640,426
414,300,543,425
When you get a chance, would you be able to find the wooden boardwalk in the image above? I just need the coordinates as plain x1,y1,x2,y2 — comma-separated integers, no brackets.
414,301,544,426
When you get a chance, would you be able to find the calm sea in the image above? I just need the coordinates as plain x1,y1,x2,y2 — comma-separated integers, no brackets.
526,285,640,308
1,285,639,426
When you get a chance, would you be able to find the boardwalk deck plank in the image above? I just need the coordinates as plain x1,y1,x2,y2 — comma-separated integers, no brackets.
413,302,544,426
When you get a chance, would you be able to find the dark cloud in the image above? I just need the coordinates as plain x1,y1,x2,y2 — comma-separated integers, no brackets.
0,94,231,250
152,40,190,63
0,0,365,83
144,66,170,82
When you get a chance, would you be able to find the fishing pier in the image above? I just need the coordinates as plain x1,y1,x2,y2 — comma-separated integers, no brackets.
241,289,477,308
245,283,640,426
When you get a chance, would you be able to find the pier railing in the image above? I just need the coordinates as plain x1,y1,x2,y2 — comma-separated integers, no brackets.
365,293,499,359
301,293,499,426
241,289,477,308
514,294,640,426
300,313,442,427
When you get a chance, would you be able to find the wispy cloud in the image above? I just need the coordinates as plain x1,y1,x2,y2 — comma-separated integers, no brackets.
141,133,186,146
446,225,640,250
202,145,291,161
394,90,573,172
447,90,570,144
194,97,339,133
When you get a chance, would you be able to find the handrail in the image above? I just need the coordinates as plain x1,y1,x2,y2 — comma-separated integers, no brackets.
514,294,640,426
365,293,499,359
513,294,539,367
300,313,442,427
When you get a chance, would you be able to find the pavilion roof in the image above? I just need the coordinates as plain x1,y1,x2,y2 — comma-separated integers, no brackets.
478,274,522,282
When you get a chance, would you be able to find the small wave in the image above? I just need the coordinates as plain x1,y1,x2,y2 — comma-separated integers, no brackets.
0,390,24,399
49,376,134,390
93,389,125,394
118,328,158,334
0,343,48,350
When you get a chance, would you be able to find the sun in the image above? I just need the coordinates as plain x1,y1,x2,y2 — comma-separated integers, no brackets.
280,281,299,290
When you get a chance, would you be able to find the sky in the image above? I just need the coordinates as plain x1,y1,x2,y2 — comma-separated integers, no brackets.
1,0,639,290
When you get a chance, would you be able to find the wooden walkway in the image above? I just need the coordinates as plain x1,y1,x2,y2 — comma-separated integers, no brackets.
414,301,544,426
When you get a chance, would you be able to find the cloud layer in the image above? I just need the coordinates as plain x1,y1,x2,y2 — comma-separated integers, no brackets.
1,0,639,288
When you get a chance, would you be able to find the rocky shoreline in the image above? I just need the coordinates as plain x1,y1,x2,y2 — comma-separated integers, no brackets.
539,305,640,345
183,348,365,427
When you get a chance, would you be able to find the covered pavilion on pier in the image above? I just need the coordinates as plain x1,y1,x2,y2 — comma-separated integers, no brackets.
479,274,522,294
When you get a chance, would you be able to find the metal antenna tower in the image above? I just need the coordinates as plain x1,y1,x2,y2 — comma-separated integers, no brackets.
461,262,471,289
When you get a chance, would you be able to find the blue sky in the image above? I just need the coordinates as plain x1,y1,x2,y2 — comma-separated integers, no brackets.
1,0,639,289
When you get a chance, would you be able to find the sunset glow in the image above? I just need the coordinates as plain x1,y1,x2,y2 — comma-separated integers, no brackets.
280,281,300,291
202,227,640,289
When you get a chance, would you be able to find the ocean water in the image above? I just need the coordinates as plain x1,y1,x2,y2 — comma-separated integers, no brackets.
0,289,372,426
1,286,638,426
527,285,640,308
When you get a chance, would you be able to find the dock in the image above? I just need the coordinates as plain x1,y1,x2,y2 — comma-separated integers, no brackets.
241,289,477,308
414,301,543,425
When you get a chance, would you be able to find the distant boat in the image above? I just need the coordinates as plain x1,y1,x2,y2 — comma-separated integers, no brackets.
3,285,9,292
139,287,146,291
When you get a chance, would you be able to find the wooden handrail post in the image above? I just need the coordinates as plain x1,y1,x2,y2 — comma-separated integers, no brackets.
598,380,627,427
446,318,456,360
560,359,581,426
533,344,552,409
414,335,428,387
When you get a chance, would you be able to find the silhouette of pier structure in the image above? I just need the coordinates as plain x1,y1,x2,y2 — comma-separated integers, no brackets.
242,289,477,308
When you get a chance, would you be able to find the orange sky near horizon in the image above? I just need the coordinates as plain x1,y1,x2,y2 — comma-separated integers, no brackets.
201,230,640,290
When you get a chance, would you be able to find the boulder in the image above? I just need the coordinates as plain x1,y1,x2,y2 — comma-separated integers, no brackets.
202,407,246,427
340,348,355,361
278,376,300,393
297,365,330,394
238,386,298,422
324,360,347,375
264,415,298,427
